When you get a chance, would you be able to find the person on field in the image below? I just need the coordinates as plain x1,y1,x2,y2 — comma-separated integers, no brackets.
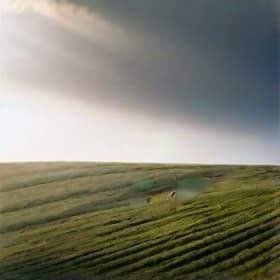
167,191,176,211
167,191,176,201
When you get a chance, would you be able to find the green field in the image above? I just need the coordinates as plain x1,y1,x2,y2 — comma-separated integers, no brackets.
0,162,279,280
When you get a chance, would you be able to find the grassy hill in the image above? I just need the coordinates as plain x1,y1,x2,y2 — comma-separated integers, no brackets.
0,162,279,280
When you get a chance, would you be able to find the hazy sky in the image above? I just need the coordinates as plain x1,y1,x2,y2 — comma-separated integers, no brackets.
0,0,279,164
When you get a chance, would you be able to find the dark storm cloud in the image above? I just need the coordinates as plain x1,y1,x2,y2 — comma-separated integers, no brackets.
2,0,279,135
74,0,279,133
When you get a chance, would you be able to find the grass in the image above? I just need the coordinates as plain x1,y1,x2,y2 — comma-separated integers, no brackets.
0,162,279,280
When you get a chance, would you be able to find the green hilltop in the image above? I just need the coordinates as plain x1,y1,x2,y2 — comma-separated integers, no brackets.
0,162,279,279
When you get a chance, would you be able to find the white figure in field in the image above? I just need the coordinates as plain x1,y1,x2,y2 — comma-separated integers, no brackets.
167,191,176,211
167,191,176,201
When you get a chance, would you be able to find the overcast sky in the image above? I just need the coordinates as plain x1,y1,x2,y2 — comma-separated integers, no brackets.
0,0,279,164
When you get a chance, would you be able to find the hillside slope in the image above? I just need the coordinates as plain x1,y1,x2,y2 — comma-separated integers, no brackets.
0,163,279,279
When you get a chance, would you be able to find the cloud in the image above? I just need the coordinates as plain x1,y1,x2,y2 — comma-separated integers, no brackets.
1,0,126,49
2,0,65,15
1,0,279,138
0,0,278,164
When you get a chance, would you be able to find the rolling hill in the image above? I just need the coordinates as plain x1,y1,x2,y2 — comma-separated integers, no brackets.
0,162,279,279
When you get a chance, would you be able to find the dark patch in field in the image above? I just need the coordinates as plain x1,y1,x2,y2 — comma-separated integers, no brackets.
37,271,109,280
198,272,236,280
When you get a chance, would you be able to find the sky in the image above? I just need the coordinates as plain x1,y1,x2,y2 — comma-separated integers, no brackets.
0,0,279,164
